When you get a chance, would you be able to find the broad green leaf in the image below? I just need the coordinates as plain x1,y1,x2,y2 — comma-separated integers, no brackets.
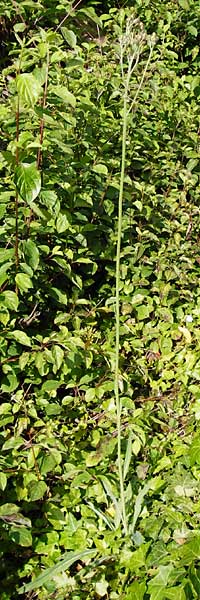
18,549,96,593
166,587,186,600
174,483,196,497
129,545,150,571
16,73,42,107
56,213,70,233
50,49,67,63
35,351,49,376
9,526,32,547
0,503,20,517
132,436,141,456
148,565,174,600
180,535,200,562
61,28,77,48
12,330,32,347
154,456,172,474
38,41,48,59
2,436,24,450
41,379,60,393
14,23,26,33
136,305,151,320
1,373,18,392
28,480,47,501
0,248,14,263
79,6,102,26
186,158,199,171
190,435,200,465
0,291,19,311
52,86,76,107
85,388,96,402
93,163,108,176
19,352,30,370
0,307,9,325
45,403,62,416
14,163,41,203
0,403,12,415
52,345,64,373
178,0,190,9
187,25,198,37
86,451,103,467
121,544,150,571
23,240,39,270
39,452,59,475
15,273,33,292
51,287,68,305
125,581,146,600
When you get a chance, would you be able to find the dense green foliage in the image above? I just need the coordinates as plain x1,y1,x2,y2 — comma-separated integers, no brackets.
0,0,200,598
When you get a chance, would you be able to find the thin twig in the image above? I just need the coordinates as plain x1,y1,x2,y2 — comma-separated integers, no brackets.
15,97,20,292
129,38,155,114
37,45,50,169
56,0,83,32
11,0,26,26
15,39,25,292
27,45,50,231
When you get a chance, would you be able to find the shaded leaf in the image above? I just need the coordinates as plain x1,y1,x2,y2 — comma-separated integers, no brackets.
9,526,32,547
24,240,39,270
28,480,48,501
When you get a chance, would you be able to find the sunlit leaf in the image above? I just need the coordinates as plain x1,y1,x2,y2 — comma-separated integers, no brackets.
61,28,77,48
16,73,42,107
18,549,96,593
14,163,41,203
15,273,33,292
52,86,76,107
12,330,32,347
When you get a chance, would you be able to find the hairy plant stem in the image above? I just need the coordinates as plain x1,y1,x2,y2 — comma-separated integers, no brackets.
115,28,155,535
115,89,129,536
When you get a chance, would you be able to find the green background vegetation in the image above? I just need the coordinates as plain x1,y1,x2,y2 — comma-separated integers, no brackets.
0,0,200,598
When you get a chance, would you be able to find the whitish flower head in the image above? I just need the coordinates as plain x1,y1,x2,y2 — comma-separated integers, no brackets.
185,315,193,323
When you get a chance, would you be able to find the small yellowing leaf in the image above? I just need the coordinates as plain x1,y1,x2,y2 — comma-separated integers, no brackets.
178,326,192,344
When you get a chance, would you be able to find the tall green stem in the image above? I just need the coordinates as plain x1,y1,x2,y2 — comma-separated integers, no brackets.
114,25,155,534
115,86,129,535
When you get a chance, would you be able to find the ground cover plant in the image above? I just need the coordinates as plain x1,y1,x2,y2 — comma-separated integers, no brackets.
0,0,200,598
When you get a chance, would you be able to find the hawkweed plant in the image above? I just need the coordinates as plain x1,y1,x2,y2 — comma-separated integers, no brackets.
115,16,156,534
